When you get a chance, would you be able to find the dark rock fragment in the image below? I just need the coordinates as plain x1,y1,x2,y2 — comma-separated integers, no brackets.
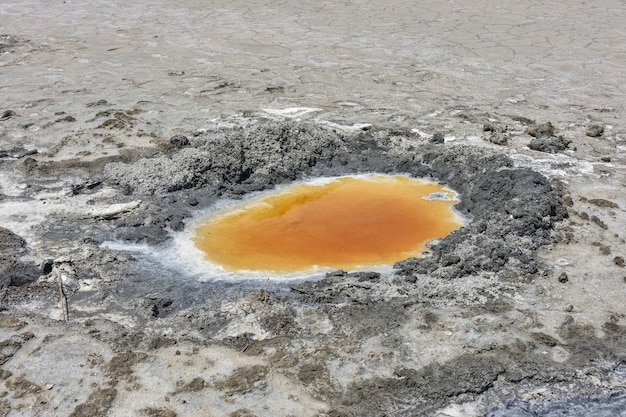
55,115,76,123
590,215,607,229
0,110,16,121
511,115,535,125
588,198,618,208
486,133,508,145
525,122,571,153
526,122,556,138
40,259,54,275
614,256,625,268
430,132,445,143
146,297,174,318
531,332,559,347
140,408,177,417
86,99,109,107
0,227,27,253
214,365,268,395
558,272,569,283
178,377,205,392
5,376,41,398
229,409,258,417
585,123,604,137
0,227,38,288
528,135,571,153
69,387,117,417
0,146,37,159
169,135,189,148
441,254,461,267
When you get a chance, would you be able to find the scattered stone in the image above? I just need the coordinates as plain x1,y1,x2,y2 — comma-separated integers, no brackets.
146,297,174,318
103,352,147,380
558,272,569,283
525,122,556,138
528,135,571,153
0,315,26,330
169,135,189,148
482,123,498,132
511,115,535,125
0,110,16,121
69,388,117,417
601,156,611,162
214,365,269,395
524,122,571,153
0,369,12,380
531,332,559,347
177,377,205,393
55,115,76,123
140,408,177,417
614,257,625,268
585,124,604,137
0,146,37,159
86,99,109,107
430,132,445,143
0,228,39,288
590,215,608,230
485,133,508,145
588,198,618,208
0,227,27,253
229,409,258,417
5,376,41,398
565,305,574,312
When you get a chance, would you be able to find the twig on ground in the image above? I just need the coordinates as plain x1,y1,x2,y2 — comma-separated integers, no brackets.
57,276,69,322
243,278,270,314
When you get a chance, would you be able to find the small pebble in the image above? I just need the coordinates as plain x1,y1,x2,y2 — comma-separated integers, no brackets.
558,272,569,283
614,256,625,268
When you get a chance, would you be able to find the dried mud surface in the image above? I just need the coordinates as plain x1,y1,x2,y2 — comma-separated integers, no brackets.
1,0,626,416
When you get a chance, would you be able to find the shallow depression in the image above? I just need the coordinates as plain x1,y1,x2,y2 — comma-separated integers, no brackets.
191,175,465,274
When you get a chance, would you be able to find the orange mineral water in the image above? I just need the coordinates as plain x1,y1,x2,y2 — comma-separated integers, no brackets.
193,175,463,273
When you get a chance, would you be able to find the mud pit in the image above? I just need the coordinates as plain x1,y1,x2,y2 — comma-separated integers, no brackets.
2,0,626,416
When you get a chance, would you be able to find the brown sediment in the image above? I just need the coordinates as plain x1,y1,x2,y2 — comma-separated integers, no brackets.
193,175,463,273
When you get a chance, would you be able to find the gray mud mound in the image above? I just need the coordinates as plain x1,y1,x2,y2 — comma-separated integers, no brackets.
104,120,567,300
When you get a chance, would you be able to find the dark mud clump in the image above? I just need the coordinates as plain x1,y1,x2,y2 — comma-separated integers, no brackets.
525,122,571,153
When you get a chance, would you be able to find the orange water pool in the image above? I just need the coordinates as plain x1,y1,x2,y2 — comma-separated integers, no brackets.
193,175,463,273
